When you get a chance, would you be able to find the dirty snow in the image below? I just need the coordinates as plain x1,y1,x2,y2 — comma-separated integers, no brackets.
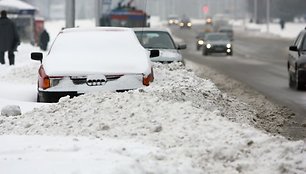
0,20,305,173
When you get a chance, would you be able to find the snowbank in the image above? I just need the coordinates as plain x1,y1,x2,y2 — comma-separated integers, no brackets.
0,63,305,174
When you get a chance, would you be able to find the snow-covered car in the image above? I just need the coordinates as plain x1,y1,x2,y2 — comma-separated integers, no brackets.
31,27,159,103
133,28,186,64
202,32,233,56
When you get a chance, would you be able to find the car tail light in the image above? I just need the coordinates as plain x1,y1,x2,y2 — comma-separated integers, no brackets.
38,66,50,89
143,68,154,86
38,66,63,89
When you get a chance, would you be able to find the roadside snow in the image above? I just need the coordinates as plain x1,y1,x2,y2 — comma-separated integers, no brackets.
233,20,305,39
0,62,305,173
0,20,305,173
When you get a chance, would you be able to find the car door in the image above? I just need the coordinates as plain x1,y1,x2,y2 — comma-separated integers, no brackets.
288,32,304,73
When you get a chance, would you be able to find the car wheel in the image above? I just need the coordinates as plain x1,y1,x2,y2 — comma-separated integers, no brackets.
227,52,233,56
196,45,200,51
289,73,295,88
294,70,304,90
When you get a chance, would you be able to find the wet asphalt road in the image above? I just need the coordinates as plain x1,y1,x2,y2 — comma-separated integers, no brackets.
170,24,306,139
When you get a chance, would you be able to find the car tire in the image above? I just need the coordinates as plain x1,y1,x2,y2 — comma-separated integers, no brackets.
294,70,305,90
289,73,295,88
227,52,233,56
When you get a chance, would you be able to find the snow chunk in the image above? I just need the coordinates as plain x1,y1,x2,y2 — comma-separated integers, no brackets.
1,105,21,116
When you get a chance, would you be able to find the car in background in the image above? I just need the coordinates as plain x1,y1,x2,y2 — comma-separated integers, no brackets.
196,32,206,51
179,17,192,29
202,32,233,56
167,15,179,25
218,27,234,40
31,27,159,103
287,27,306,90
133,28,186,64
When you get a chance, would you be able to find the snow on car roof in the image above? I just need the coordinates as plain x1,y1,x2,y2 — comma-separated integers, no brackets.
61,27,130,33
44,27,151,76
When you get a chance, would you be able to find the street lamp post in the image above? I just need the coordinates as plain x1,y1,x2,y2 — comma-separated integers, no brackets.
95,0,102,26
65,0,75,28
266,0,270,33
254,0,257,23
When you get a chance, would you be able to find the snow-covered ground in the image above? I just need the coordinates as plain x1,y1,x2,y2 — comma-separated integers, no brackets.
0,19,305,174
232,20,305,39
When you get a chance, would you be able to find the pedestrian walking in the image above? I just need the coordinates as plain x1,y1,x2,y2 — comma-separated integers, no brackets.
39,29,50,51
0,10,20,65
280,19,285,30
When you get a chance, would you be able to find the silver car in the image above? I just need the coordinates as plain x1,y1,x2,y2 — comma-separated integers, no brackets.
134,28,186,64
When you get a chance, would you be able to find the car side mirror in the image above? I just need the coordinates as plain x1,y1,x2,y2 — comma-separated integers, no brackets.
177,44,187,50
31,52,43,62
150,49,160,58
289,46,298,51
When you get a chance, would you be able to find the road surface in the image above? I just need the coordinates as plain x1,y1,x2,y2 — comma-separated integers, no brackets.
171,24,306,139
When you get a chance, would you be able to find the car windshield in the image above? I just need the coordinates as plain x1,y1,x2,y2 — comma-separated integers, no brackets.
135,31,176,49
205,34,229,41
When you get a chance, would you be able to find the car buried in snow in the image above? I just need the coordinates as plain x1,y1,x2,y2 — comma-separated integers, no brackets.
133,28,186,64
31,27,159,103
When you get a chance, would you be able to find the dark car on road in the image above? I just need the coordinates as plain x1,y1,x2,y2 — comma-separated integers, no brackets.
179,17,192,29
287,28,306,90
202,32,232,56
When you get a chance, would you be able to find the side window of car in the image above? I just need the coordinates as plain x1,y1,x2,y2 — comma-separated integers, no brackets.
302,34,306,51
294,32,304,48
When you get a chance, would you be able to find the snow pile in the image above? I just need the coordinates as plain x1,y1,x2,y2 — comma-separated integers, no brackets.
0,63,305,173
0,135,201,174
1,105,21,116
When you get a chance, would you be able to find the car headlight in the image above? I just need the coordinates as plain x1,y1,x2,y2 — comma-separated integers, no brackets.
187,22,192,27
198,40,204,45
206,44,212,49
226,43,231,48
169,20,173,24
179,23,184,26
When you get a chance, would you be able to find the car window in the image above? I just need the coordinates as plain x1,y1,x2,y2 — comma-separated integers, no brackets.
294,32,304,47
302,35,306,50
135,31,176,49
205,34,229,41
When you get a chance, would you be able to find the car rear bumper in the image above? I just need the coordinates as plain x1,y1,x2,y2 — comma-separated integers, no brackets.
38,91,80,103
37,74,145,103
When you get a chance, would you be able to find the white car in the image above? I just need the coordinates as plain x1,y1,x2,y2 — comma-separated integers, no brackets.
31,27,159,103
133,28,186,64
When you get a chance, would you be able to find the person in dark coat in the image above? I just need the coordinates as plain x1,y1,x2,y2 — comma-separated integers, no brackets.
39,29,50,51
0,10,20,65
